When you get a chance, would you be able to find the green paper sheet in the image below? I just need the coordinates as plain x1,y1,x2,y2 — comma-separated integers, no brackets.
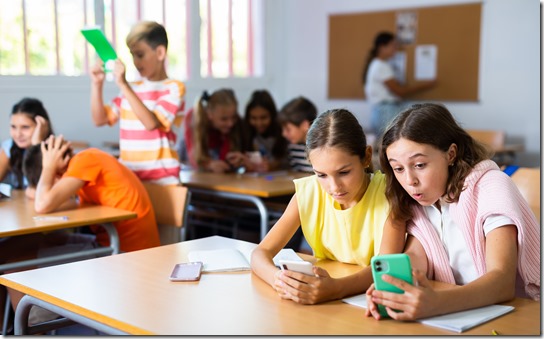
81,26,117,65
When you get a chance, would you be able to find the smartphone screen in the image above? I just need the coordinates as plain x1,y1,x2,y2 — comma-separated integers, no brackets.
370,254,413,317
169,262,203,281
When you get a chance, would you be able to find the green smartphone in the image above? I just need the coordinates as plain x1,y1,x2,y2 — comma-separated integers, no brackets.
370,253,413,317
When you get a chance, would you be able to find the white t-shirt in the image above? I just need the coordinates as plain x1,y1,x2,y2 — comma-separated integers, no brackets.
424,198,514,285
364,58,399,105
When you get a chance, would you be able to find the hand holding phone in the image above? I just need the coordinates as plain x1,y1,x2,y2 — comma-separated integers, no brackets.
279,260,315,276
169,262,203,281
370,254,413,317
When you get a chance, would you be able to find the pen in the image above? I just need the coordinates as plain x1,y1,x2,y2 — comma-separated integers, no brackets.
33,216,69,221
491,329,499,335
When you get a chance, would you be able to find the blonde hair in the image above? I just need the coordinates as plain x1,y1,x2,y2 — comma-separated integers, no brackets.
192,89,244,167
126,21,168,50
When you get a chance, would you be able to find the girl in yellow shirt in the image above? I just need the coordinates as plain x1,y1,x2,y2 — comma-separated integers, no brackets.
251,108,406,304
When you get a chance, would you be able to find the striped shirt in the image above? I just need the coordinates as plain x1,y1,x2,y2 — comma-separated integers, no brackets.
287,143,313,173
105,78,185,185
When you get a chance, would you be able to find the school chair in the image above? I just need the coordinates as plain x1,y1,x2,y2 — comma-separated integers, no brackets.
467,129,505,151
143,183,191,244
510,167,540,220
467,129,523,166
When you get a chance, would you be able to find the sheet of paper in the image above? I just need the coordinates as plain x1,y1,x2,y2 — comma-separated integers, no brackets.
415,44,438,80
0,183,11,199
342,294,514,333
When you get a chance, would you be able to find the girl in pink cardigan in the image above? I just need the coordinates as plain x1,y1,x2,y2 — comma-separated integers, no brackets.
365,103,540,321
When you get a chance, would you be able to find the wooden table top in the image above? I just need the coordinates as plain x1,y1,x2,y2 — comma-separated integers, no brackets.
180,171,310,198
0,190,137,237
0,236,539,335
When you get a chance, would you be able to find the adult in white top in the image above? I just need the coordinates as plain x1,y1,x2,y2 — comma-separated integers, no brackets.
362,32,436,138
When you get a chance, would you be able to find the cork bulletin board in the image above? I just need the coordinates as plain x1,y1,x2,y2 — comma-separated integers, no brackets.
328,3,482,101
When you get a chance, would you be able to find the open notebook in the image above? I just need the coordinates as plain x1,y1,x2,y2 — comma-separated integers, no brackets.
342,294,514,333
188,247,304,272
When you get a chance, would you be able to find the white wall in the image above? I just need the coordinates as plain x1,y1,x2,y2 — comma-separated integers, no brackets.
274,0,541,166
0,0,540,166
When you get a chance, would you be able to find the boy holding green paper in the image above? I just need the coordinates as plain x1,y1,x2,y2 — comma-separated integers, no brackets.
90,21,185,185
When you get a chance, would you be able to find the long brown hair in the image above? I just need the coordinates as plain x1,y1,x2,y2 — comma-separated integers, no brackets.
10,97,54,188
379,103,491,221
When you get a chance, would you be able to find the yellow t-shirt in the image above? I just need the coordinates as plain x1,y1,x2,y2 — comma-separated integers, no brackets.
294,171,390,266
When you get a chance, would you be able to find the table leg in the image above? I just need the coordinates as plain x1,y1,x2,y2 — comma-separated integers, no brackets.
0,223,120,272
189,188,269,240
15,295,128,335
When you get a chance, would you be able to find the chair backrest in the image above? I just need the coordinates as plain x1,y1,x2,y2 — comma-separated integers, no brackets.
467,129,505,150
143,183,189,227
510,167,540,220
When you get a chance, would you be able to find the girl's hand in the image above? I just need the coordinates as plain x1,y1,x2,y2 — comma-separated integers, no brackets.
41,135,71,174
369,269,439,321
31,116,50,145
225,152,245,168
25,186,36,200
90,59,105,84
113,59,128,88
207,159,231,173
365,283,384,320
274,266,339,304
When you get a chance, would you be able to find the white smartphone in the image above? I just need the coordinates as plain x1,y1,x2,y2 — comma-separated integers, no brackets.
279,260,315,276
169,262,203,281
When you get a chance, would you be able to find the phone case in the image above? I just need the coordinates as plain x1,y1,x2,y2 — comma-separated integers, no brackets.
169,262,203,281
370,254,413,317
279,260,314,276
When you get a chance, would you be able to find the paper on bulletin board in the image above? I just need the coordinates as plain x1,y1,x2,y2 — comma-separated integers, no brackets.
415,44,437,80
390,51,407,84
396,11,418,45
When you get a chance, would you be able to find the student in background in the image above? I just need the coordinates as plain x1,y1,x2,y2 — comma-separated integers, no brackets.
243,90,288,172
0,97,53,196
23,135,161,253
366,103,540,321
179,89,249,173
90,21,185,185
251,109,406,305
277,96,317,173
362,31,436,139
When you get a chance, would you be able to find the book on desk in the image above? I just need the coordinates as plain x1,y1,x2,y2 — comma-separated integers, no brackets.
188,247,304,272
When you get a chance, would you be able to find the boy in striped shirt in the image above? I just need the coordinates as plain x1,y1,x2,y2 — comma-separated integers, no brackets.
90,21,185,185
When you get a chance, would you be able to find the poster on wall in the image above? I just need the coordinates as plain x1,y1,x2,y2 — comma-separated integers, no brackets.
415,44,438,80
396,11,418,44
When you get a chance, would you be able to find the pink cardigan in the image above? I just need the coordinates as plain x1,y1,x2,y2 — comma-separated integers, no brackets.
407,160,540,300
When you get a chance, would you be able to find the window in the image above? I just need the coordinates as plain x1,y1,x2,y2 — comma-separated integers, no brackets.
0,0,262,80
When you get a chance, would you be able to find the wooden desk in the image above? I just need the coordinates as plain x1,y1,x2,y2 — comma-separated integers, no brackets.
0,190,137,271
180,171,310,239
0,236,539,335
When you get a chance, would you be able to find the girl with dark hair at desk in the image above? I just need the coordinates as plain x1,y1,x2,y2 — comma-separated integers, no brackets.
365,103,539,321
251,108,406,305
0,97,53,198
